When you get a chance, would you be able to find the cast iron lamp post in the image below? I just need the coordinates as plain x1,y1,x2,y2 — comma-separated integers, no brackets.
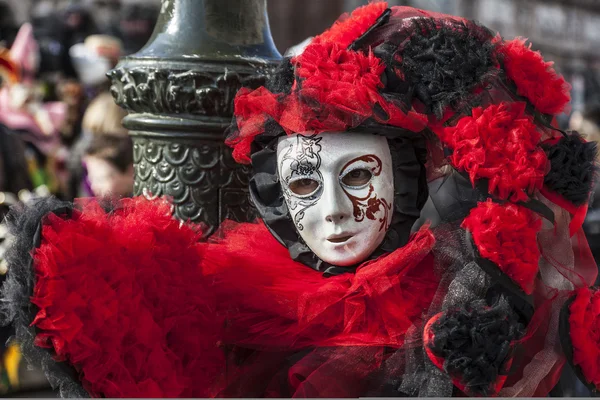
109,0,281,236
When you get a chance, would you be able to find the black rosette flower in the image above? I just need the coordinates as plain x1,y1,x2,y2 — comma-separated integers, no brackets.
395,18,498,119
424,297,524,396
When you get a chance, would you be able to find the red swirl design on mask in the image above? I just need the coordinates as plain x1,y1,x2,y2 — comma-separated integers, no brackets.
340,154,391,232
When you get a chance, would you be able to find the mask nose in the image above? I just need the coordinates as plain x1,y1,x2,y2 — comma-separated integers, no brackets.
321,183,352,224
325,213,345,223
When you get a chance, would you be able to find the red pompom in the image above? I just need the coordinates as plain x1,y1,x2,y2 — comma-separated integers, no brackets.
462,200,542,294
568,287,600,389
499,38,571,115
296,42,385,92
315,2,388,48
438,102,547,202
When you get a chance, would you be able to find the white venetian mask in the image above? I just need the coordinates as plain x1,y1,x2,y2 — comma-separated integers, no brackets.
277,132,394,267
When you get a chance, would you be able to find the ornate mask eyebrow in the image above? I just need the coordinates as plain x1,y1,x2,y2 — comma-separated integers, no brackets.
278,135,324,231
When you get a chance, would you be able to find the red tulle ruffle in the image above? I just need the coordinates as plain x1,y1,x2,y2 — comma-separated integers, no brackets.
205,220,440,397
204,220,439,350
29,197,442,397
31,197,225,398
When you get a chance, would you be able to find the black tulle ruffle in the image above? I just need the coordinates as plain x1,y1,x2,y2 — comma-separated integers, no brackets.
0,197,89,398
265,57,294,95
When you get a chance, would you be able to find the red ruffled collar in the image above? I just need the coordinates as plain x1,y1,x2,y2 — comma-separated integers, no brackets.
202,220,440,350
28,198,442,397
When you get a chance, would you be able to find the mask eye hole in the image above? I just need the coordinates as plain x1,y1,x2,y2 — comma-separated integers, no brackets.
288,178,320,197
341,168,372,188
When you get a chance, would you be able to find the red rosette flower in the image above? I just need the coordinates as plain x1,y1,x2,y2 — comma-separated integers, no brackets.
499,37,570,115
462,200,542,295
288,40,427,134
438,102,547,202
566,287,600,391
292,41,385,120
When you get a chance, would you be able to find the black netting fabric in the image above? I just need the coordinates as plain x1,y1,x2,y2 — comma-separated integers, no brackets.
0,197,89,398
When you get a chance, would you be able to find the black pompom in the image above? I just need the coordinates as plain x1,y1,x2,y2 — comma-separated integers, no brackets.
429,297,524,396
543,132,598,206
390,18,497,119
265,57,295,95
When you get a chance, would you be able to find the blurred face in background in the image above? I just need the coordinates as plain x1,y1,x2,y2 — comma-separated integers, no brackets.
80,92,133,198
84,154,133,197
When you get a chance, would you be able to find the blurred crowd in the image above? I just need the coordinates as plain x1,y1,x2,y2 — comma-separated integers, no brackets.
0,0,157,395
